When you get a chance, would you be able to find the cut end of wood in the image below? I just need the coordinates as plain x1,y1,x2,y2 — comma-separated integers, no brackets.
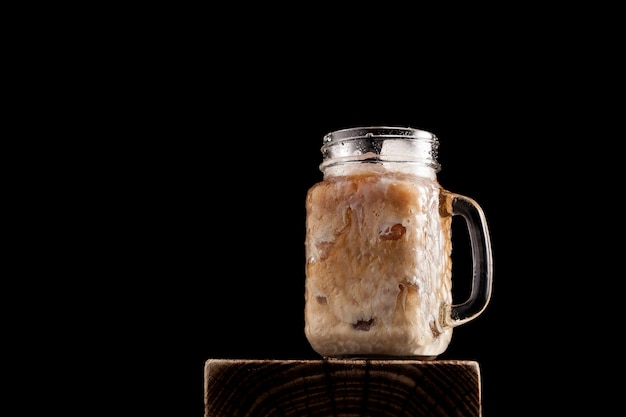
205,359,481,417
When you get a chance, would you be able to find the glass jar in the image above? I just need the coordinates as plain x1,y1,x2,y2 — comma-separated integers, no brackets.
304,126,493,358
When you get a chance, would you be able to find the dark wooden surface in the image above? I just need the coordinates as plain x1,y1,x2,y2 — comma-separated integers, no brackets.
204,359,481,417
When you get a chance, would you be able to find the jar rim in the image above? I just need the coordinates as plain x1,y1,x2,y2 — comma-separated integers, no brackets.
320,125,441,174
323,126,437,144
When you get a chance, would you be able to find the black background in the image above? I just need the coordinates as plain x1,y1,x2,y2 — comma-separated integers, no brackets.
11,6,621,416
88,16,617,416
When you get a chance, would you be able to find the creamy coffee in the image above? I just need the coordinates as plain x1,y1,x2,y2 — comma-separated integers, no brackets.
305,167,453,358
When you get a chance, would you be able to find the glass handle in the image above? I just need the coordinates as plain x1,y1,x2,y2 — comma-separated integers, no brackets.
445,193,493,327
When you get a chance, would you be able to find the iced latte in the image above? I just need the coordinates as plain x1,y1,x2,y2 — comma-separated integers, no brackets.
305,165,453,358
304,126,492,359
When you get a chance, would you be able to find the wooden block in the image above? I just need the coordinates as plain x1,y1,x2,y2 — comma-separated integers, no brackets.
204,359,481,417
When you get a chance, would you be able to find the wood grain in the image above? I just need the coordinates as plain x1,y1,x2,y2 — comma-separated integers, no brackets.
204,359,481,417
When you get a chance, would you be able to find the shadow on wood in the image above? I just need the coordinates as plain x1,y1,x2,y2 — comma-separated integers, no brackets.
205,359,481,417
